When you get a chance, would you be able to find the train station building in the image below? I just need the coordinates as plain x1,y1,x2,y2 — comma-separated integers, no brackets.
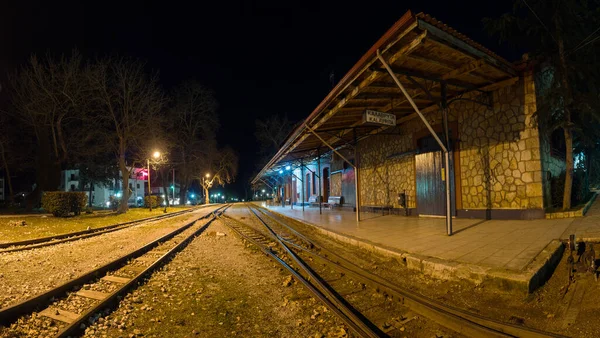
252,10,564,223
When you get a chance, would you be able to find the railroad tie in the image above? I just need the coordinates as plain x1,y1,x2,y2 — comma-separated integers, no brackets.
123,265,147,273
39,307,80,323
76,289,110,301
102,275,131,284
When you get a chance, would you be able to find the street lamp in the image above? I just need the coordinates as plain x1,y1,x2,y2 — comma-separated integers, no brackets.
203,173,210,204
148,151,160,212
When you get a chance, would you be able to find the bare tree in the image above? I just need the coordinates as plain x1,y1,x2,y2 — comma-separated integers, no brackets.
90,57,165,214
169,81,219,204
10,51,91,205
0,108,14,204
255,113,296,169
198,146,238,204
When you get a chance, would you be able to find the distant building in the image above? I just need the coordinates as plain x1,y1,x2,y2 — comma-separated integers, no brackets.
60,168,148,208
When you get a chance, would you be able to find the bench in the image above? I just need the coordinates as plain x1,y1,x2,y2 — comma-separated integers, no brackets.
325,196,343,208
308,195,321,207
363,204,393,216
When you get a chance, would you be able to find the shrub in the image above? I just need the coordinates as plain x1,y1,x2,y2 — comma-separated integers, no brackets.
42,191,88,217
84,206,94,214
144,195,163,208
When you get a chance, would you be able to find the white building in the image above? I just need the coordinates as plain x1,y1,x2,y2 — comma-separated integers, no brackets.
60,168,148,208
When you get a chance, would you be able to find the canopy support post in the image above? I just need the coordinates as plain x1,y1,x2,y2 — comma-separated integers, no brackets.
305,123,360,222
318,148,322,215
301,159,305,212
376,49,452,235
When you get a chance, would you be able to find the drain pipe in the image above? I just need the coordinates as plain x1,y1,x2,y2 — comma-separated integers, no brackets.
376,49,453,235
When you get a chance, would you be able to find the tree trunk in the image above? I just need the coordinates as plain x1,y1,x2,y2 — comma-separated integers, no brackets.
118,145,129,214
161,169,170,208
563,128,574,209
89,181,94,207
204,186,209,204
556,13,574,211
0,143,15,205
179,181,188,206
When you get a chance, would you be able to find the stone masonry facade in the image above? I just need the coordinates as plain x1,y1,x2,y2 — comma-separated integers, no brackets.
356,70,547,216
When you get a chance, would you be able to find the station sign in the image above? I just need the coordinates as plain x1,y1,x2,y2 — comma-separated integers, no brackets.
362,109,396,127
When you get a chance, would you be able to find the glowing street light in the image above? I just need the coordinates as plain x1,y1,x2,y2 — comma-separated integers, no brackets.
285,165,291,170
148,150,161,212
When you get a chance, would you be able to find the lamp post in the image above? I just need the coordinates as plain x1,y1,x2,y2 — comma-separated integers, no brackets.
148,151,160,212
203,173,210,204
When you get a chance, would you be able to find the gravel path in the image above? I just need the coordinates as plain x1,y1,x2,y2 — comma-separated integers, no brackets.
0,207,218,309
82,219,348,338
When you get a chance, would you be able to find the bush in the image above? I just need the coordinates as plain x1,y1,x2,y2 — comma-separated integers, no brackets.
42,191,88,217
84,206,94,214
144,195,163,208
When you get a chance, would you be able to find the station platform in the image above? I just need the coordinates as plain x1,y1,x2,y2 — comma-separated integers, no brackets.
256,199,600,292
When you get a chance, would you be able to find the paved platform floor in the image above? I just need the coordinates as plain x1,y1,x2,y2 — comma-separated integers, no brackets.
258,200,600,272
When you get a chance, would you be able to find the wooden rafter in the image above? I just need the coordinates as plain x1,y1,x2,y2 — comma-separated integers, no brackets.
441,59,485,80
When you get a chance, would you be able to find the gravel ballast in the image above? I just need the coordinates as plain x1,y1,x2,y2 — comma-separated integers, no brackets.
0,207,217,309
82,219,348,337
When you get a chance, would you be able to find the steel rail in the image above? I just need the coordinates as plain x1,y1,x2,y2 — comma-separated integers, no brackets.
245,206,382,338
0,205,228,327
222,215,380,338
54,205,231,337
0,206,208,253
253,205,568,338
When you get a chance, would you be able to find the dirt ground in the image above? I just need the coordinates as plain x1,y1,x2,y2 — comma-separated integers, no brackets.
83,220,349,338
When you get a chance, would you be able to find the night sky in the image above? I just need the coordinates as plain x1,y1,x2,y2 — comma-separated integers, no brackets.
1,0,521,198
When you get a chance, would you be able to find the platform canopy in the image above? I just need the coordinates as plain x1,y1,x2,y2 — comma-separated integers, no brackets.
252,10,518,185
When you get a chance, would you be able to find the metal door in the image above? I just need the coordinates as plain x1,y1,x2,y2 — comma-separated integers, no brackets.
415,136,455,216
415,152,446,215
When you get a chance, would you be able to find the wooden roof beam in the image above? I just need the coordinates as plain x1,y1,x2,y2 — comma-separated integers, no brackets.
441,59,485,80
376,65,480,90
408,54,497,84
316,32,429,147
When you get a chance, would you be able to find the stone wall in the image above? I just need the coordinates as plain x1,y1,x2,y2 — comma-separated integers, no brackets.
458,72,543,210
356,70,546,215
358,133,416,208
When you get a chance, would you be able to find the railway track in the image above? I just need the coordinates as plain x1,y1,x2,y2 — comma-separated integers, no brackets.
0,205,209,253
224,203,568,338
0,204,230,338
